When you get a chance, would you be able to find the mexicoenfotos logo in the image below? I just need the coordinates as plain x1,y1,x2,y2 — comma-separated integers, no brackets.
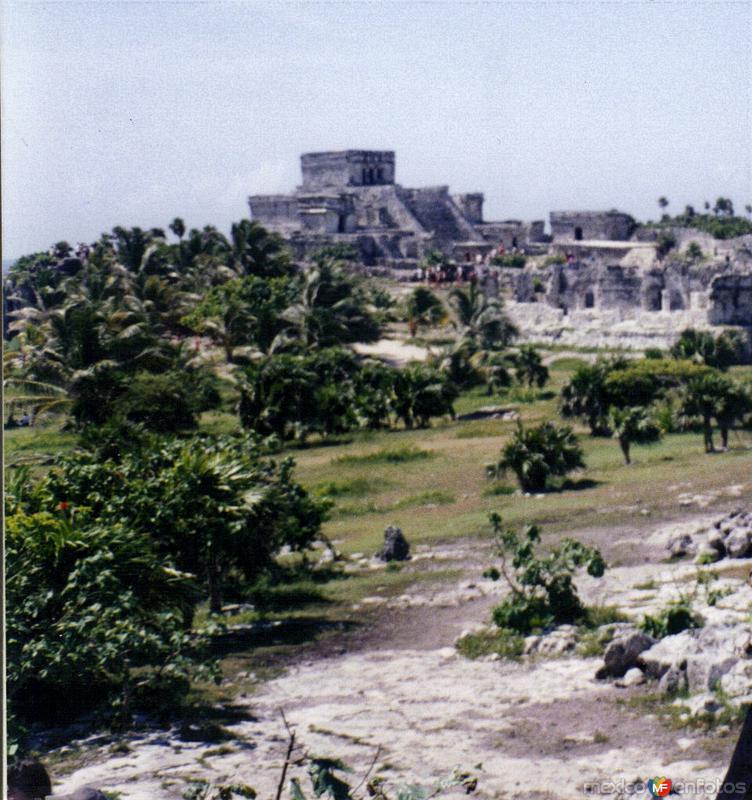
648,777,672,797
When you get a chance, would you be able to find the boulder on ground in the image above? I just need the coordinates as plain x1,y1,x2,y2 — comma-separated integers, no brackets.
524,625,578,656
600,631,656,678
378,525,411,562
706,528,727,556
48,789,108,800
726,528,752,559
658,663,688,695
616,667,646,688
719,659,752,703
667,533,696,559
638,624,752,692
695,543,722,564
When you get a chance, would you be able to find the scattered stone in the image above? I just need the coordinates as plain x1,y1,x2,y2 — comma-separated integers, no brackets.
667,533,696,558
706,528,727,555
639,624,752,693
719,659,752,703
524,625,578,656
689,510,752,562
658,663,688,695
615,668,645,688
378,525,411,562
726,528,752,559
682,693,722,717
600,631,656,678
49,790,109,800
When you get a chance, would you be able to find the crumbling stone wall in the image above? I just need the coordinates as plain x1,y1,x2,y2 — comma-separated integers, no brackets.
709,274,752,325
248,195,299,233
550,211,636,242
476,220,545,249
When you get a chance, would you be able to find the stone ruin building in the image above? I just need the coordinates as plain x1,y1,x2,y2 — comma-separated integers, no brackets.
250,150,752,350
249,150,545,266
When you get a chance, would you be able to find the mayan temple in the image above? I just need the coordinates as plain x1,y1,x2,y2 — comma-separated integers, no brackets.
250,149,752,350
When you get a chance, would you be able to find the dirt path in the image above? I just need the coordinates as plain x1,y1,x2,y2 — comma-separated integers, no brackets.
51,513,742,800
353,339,430,366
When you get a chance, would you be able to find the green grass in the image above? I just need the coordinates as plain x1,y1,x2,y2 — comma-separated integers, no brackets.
312,477,392,498
292,418,752,559
333,445,435,465
621,690,746,731
456,628,524,660
5,422,77,476
455,419,513,439
482,483,516,497
9,355,752,635
331,489,456,518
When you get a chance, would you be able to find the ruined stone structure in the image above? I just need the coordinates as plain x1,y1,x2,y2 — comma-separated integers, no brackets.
249,150,545,266
549,210,637,242
502,238,752,350
249,149,751,349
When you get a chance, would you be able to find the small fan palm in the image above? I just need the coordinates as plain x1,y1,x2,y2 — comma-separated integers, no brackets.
488,422,585,493
608,406,661,464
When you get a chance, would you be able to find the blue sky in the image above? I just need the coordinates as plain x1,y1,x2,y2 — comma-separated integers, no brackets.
2,0,751,259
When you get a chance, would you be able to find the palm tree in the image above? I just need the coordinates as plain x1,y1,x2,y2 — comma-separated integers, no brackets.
714,381,752,449
169,217,186,241
393,364,458,429
481,352,513,396
449,284,517,350
608,406,661,464
658,197,669,212
513,345,549,389
281,261,381,347
3,354,71,422
229,219,291,278
404,287,445,337
560,357,627,436
681,373,731,453
713,197,735,217
111,226,153,272
488,422,585,493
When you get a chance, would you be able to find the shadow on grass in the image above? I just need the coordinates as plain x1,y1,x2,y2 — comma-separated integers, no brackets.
249,582,333,612
554,478,603,493
210,617,359,658
288,436,355,451
457,407,513,422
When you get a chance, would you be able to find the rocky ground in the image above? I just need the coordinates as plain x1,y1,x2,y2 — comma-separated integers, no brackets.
48,510,751,800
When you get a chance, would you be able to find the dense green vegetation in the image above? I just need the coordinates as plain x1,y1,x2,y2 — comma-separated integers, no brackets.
560,347,751,460
4,217,752,757
647,198,752,239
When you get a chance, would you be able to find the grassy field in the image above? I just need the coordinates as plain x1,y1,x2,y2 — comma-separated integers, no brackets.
6,350,752,732
6,356,752,622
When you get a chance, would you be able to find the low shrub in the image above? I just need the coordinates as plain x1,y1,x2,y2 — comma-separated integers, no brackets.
640,602,703,639
486,514,605,635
